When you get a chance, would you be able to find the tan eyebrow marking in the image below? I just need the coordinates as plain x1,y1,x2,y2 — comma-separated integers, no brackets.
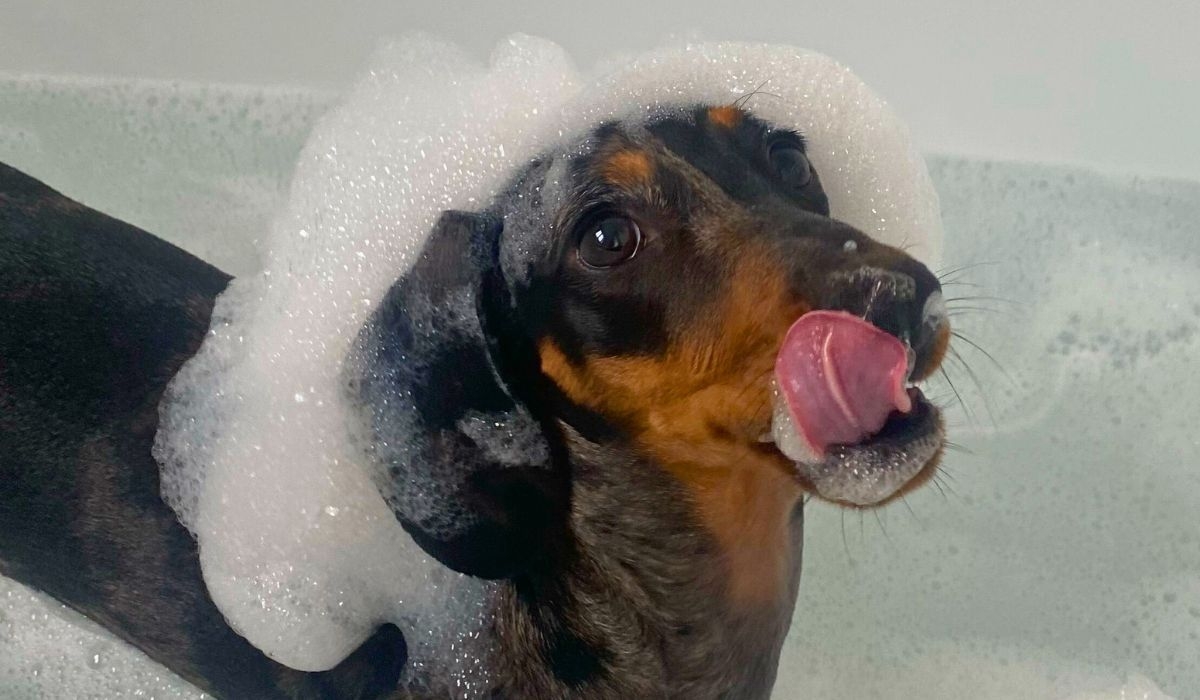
707,106,744,129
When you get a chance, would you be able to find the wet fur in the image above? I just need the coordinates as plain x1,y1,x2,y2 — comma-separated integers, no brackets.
0,161,406,698
0,105,944,699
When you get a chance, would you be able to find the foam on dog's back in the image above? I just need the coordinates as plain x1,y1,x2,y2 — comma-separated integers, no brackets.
152,34,942,687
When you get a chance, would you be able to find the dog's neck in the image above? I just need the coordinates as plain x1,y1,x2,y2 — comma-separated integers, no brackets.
487,428,804,699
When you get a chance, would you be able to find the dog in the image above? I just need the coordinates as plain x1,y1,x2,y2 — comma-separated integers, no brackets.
0,104,949,699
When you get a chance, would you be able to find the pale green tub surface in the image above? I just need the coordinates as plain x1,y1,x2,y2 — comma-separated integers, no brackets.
1,74,1197,699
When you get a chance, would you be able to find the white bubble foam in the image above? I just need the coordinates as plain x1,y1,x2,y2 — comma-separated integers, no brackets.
0,576,207,699
3,51,1196,699
149,33,942,684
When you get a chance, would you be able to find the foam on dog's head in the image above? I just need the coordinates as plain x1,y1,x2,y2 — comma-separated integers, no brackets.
153,34,942,684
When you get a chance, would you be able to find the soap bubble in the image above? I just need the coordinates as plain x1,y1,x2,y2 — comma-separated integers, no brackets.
3,33,1193,700
152,33,940,683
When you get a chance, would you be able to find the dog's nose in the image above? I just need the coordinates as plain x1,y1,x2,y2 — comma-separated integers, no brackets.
911,289,949,379
824,267,918,339
822,263,947,380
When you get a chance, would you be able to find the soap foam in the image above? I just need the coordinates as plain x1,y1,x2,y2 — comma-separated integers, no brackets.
0,576,206,699
150,34,942,685
3,58,1197,700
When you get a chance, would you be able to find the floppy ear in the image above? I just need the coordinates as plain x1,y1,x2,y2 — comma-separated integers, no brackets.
346,210,565,579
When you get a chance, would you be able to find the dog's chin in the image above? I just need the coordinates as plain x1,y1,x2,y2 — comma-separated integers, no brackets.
764,387,944,507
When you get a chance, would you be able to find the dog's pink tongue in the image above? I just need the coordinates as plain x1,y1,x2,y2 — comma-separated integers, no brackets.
775,310,912,456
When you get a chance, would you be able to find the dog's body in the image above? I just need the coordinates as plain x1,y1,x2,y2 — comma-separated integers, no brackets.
0,161,408,698
0,105,948,698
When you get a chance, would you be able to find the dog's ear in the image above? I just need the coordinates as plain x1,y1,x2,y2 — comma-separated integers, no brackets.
347,210,564,579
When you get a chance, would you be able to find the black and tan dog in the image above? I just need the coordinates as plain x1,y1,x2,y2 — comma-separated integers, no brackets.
0,105,949,699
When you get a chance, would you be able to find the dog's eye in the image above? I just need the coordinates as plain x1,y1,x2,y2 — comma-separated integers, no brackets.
768,140,813,189
578,217,642,269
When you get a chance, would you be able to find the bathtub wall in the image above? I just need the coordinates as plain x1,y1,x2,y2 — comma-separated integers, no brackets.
2,0,1199,181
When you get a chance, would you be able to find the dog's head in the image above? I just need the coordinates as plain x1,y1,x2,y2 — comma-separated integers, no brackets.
348,105,948,580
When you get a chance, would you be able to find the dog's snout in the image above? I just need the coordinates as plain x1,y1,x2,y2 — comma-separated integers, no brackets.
817,256,948,380
911,289,949,380
825,266,919,341
917,290,948,347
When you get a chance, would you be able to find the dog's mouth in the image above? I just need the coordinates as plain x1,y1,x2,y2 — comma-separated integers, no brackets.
763,310,944,506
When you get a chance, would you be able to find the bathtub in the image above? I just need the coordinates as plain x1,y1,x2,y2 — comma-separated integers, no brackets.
2,10,1198,699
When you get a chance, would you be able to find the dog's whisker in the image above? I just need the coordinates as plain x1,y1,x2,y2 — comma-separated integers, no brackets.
871,507,893,545
929,474,949,501
950,331,1016,386
945,346,997,427
734,79,771,107
935,260,1000,279
943,302,1016,314
899,493,922,525
947,307,1011,318
938,365,974,424
944,295,1023,306
840,509,853,562
932,472,961,501
733,79,781,109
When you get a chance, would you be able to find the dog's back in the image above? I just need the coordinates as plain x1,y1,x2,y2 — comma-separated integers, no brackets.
0,162,405,699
